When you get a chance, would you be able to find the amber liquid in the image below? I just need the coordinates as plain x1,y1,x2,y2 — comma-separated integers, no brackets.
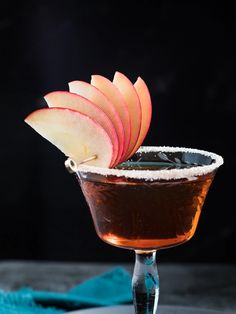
79,162,215,250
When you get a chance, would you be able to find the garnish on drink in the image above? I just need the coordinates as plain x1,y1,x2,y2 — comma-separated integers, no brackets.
25,71,152,167
25,71,223,314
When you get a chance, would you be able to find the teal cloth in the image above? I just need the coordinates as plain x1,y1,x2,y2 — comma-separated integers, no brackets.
0,266,132,314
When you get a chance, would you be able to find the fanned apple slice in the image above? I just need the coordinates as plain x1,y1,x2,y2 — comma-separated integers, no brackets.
25,108,114,167
113,72,142,159
68,81,124,165
127,77,152,159
44,91,119,167
91,75,131,162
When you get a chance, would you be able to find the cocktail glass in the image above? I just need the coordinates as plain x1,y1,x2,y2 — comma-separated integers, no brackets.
66,146,223,314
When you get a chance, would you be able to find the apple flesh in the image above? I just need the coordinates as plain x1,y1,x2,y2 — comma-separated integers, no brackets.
91,75,131,162
113,72,141,159
127,77,152,158
44,91,119,167
25,108,114,167
68,80,124,165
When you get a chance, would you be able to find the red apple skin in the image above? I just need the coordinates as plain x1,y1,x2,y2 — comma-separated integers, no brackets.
25,107,114,167
91,75,131,162
113,71,142,160
68,80,124,165
127,77,152,158
44,91,119,167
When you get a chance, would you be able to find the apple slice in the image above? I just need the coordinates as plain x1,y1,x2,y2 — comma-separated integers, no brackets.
44,91,119,167
113,72,142,159
127,77,152,158
25,108,113,167
91,75,131,161
68,81,124,165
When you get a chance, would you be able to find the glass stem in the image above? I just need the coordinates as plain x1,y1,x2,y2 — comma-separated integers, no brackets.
132,250,159,314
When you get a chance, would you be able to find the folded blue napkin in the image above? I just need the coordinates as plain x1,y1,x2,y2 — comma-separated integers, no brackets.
0,266,132,314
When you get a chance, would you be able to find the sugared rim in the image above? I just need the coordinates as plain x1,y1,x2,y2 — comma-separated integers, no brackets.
76,146,224,181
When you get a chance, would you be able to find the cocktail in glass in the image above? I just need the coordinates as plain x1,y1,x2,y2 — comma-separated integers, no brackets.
66,146,223,314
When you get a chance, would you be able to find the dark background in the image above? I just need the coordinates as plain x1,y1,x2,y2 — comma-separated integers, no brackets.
0,1,235,263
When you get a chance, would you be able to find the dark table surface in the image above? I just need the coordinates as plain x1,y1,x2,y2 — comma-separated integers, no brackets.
0,261,235,313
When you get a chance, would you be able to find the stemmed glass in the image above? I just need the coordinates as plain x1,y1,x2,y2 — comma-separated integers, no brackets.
66,146,223,314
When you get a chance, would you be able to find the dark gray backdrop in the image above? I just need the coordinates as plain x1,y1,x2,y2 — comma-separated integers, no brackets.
0,1,234,262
